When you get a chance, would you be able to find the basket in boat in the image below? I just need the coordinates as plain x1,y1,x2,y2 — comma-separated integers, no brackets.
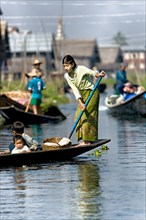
42,137,72,151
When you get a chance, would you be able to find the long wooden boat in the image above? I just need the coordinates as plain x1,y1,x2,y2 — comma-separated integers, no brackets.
0,139,111,168
105,91,146,117
0,94,66,124
0,94,31,111
2,90,30,106
0,105,66,124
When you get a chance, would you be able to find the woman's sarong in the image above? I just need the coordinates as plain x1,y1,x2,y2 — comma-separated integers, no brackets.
75,89,100,142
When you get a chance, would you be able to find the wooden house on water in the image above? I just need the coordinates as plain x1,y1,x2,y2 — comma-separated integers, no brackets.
8,30,55,80
0,19,11,81
98,45,123,74
4,29,101,82
54,39,101,75
122,46,146,73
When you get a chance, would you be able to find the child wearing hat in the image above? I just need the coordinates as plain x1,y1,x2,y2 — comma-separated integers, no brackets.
27,69,46,114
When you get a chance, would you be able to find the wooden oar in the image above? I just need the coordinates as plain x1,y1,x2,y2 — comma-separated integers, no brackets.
68,76,102,139
25,96,31,112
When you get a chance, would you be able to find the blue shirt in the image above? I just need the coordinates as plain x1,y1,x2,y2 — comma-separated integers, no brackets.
28,77,46,99
116,70,128,87
124,93,136,101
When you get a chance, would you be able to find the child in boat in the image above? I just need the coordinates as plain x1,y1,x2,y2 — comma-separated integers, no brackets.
8,121,38,153
11,135,31,154
109,83,144,105
123,83,136,100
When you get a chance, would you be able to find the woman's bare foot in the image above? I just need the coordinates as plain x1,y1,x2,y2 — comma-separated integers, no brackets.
77,141,91,146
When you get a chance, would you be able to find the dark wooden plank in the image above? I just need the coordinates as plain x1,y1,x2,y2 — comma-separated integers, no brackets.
0,139,111,168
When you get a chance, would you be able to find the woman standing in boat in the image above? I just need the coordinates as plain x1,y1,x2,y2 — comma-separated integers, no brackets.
62,55,105,146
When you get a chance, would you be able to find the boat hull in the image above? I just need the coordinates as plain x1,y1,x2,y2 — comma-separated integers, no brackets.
105,91,146,117
0,139,110,168
0,94,31,111
0,94,66,124
0,105,66,124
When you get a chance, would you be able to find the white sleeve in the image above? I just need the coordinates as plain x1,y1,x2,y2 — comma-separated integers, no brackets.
23,145,30,151
11,148,21,154
64,73,82,100
22,133,38,147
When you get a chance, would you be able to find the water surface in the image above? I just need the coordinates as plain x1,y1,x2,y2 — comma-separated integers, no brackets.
0,92,145,220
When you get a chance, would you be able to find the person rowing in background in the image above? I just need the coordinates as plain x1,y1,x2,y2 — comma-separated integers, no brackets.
62,55,105,146
26,59,45,78
115,62,128,95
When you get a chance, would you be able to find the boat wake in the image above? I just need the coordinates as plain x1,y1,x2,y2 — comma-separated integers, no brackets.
99,105,108,111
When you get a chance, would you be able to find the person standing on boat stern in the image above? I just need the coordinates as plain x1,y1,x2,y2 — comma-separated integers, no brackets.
62,55,105,146
12,135,31,154
25,59,44,78
27,69,46,115
115,62,128,95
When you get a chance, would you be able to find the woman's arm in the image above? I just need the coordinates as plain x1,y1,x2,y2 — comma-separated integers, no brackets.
78,98,85,110
95,70,105,78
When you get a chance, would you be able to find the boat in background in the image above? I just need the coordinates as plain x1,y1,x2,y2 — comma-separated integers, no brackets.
0,94,66,124
105,91,146,117
2,90,30,106
0,94,32,112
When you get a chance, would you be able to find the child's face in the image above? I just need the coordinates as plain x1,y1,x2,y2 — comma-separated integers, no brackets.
63,63,74,73
15,139,23,149
34,64,40,69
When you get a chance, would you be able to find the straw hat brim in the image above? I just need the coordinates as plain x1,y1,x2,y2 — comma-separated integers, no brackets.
27,72,38,77
33,59,42,65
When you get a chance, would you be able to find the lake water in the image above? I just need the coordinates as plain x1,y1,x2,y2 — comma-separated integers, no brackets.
0,92,145,220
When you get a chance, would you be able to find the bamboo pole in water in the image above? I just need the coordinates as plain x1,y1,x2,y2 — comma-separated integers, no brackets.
133,53,141,85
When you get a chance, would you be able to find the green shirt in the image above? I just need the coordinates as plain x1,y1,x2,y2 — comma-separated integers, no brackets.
64,65,98,99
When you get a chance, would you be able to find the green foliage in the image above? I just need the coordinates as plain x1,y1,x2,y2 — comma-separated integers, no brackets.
94,149,102,157
42,78,69,105
100,77,115,88
101,145,109,150
0,79,69,107
112,31,128,46
0,80,26,92
127,72,146,88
